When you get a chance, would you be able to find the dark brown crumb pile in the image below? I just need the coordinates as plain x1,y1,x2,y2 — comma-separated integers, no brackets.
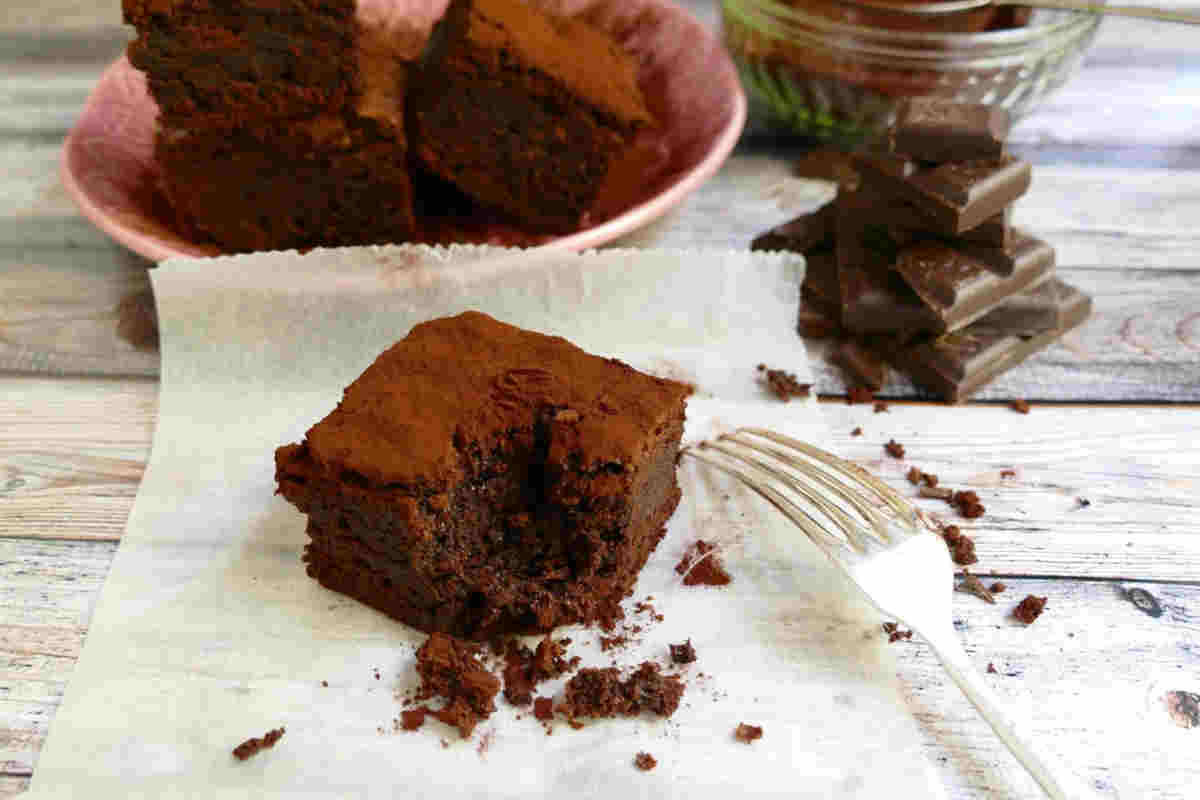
906,466,938,487
941,525,978,566
874,401,889,413
884,439,905,459
232,727,285,761
1013,595,1047,625
670,640,697,665
675,540,732,586
990,582,1007,594
881,622,912,643
561,662,685,720
502,635,579,706
1010,398,1031,414
952,490,986,519
400,708,427,731
757,364,811,401
734,723,763,743
634,752,658,771
533,696,555,721
847,386,875,405
851,427,863,437
415,632,501,737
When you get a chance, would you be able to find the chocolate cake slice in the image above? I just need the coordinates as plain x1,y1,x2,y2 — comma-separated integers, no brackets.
408,0,653,232
275,312,691,639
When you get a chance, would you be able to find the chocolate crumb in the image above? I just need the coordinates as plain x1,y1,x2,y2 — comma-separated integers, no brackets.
884,439,905,459
851,427,863,436
882,622,913,643
987,663,998,674
874,401,889,413
670,640,697,665
734,723,763,743
1013,595,1047,624
907,467,939,487
919,486,954,501
1165,691,1200,729
415,633,501,738
759,366,811,401
990,582,1007,594
675,540,732,586
502,634,576,706
942,525,978,566
533,696,555,721
1125,587,1163,618
955,570,995,604
847,386,875,405
952,490,986,519
561,662,685,720
1010,398,1031,414
400,708,427,731
634,752,658,771
1000,469,1017,479
906,467,922,485
320,680,328,687
232,727,284,761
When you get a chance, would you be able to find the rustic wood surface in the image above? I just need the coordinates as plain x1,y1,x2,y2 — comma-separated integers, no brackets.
1,0,1198,798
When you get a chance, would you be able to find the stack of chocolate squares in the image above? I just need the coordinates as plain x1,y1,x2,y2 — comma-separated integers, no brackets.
753,100,1093,402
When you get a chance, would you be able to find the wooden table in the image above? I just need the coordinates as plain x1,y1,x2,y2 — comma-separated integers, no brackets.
2,1,1198,797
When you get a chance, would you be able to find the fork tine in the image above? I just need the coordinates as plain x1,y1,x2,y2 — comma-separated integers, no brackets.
738,427,916,528
683,446,858,555
700,438,879,552
719,431,894,546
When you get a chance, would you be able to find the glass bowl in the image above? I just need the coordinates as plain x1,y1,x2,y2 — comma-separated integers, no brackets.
722,0,1103,146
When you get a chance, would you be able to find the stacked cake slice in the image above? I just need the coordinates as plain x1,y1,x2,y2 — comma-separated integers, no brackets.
753,100,1092,402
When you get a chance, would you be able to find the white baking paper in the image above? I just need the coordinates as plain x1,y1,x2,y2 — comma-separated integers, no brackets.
26,245,945,799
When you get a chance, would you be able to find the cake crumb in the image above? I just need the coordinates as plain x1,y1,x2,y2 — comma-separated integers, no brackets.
884,439,905,459
1010,399,1031,414
882,622,913,643
851,427,863,437
874,401,889,413
990,582,1007,594
1013,595,1047,624
987,663,998,674
533,696,555,721
757,364,811,401
942,525,978,566
734,723,763,743
415,633,501,738
634,752,658,771
670,640,697,665
320,680,328,687
952,490,986,519
1000,469,1017,479
561,663,685,720
232,727,285,761
907,467,939,487
502,634,577,706
847,386,875,405
400,708,427,731
675,540,732,586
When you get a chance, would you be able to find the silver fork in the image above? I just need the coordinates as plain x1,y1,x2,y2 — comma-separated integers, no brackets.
683,427,1099,800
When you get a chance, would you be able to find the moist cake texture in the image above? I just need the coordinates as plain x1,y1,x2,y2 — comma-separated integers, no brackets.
275,312,690,638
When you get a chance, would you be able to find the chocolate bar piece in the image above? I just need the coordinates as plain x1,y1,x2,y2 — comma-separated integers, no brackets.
801,250,842,321
958,229,1051,277
883,281,1092,403
891,100,1011,163
956,209,1014,248
855,155,1032,235
973,278,1067,334
835,340,888,392
751,202,836,253
892,237,1054,331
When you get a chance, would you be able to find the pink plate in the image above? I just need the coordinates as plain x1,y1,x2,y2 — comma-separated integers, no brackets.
60,0,745,261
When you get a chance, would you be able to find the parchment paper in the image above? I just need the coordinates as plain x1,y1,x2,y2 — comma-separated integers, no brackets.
26,245,945,799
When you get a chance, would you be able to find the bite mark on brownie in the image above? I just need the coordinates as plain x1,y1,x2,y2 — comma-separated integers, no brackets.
232,727,285,761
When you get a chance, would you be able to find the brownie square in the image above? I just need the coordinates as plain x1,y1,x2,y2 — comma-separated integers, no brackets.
156,111,415,253
275,312,691,639
123,0,359,126
408,0,652,232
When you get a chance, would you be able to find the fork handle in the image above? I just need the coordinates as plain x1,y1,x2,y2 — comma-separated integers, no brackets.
924,631,1101,799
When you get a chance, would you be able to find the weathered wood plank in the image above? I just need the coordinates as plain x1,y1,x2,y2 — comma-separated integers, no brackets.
818,402,1200,582
0,376,154,541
